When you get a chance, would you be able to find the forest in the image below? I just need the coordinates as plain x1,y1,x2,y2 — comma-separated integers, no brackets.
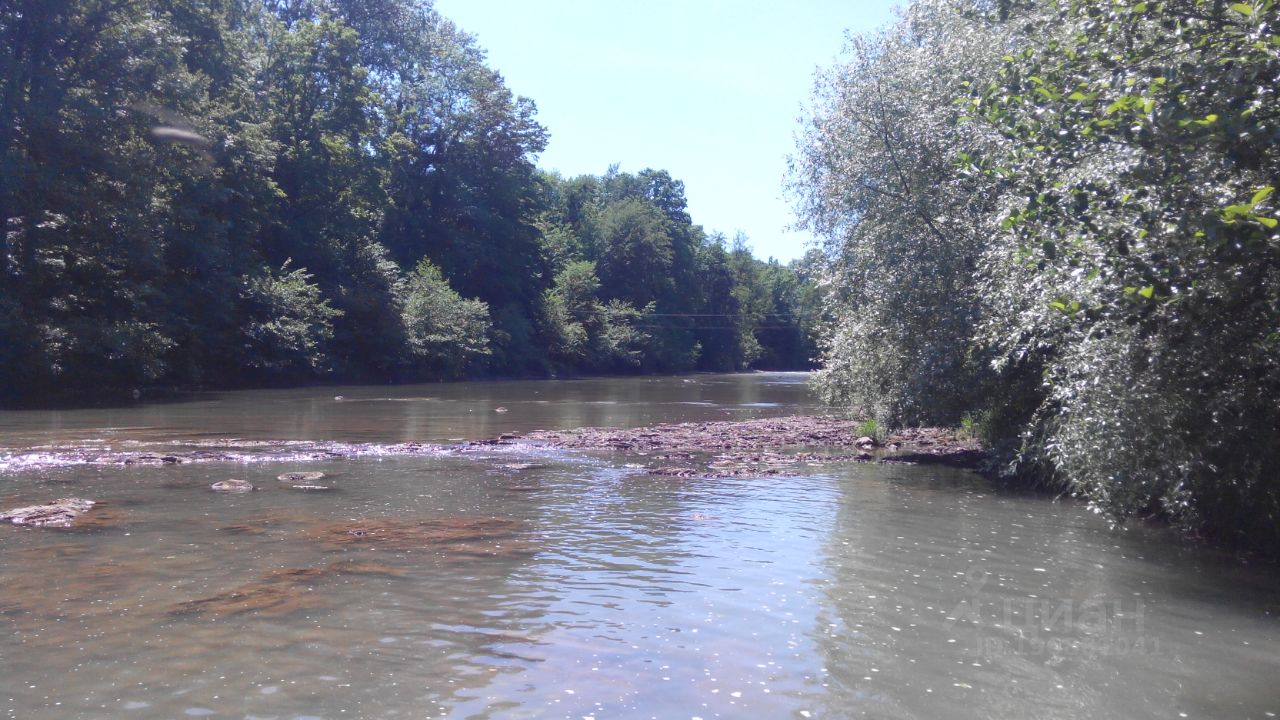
0,0,821,405
792,0,1279,552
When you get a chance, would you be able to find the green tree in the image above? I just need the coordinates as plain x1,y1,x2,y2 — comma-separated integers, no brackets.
401,259,491,378
592,197,675,307
965,0,1280,543
790,0,1008,425
239,262,343,377
795,0,1280,552
539,260,653,372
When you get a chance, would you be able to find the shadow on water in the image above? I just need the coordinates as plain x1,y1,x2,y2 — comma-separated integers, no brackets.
811,463,1280,720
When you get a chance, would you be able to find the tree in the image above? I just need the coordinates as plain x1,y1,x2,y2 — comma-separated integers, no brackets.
377,15,549,372
965,0,1280,543
794,0,1280,552
0,0,822,403
539,260,653,372
591,197,675,307
401,259,491,378
239,262,343,377
790,0,1009,425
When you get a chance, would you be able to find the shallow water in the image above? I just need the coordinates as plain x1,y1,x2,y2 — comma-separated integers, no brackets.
1,373,1277,719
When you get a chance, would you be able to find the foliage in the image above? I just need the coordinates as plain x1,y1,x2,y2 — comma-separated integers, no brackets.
790,0,1008,426
0,0,821,402
239,263,342,376
967,0,1280,546
401,259,491,378
857,418,885,444
538,260,652,371
538,169,822,374
794,0,1280,551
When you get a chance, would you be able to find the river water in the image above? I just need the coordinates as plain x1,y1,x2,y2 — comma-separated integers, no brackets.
0,373,1276,720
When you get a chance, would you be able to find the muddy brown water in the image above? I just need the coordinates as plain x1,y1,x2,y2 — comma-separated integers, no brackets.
0,373,1277,719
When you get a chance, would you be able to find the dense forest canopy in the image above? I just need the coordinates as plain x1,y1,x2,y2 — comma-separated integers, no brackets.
792,0,1279,552
0,0,822,404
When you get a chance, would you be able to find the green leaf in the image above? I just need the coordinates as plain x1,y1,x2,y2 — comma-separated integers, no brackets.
1230,2,1255,15
1223,204,1253,219
1258,216,1278,229
1138,286,1155,299
1251,186,1275,206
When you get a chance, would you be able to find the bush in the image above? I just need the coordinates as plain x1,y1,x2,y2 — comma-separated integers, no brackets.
401,260,491,378
238,262,342,377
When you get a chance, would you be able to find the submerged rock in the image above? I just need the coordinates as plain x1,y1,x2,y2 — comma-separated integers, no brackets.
648,466,703,478
498,462,546,471
304,516,527,557
0,498,96,527
211,479,254,493
170,561,404,618
277,471,326,483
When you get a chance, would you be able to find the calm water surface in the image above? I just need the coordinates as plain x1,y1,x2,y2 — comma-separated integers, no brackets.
1,373,1277,719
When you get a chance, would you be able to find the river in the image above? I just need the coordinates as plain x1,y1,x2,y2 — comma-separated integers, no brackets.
1,373,1276,719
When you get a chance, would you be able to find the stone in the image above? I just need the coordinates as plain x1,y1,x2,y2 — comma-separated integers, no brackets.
211,479,254,492
1,498,96,527
277,471,326,482
169,562,402,618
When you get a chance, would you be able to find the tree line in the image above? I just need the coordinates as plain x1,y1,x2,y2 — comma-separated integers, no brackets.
792,0,1279,552
0,0,821,405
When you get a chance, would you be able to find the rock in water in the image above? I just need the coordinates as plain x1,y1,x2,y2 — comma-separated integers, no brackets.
211,479,254,493
277,471,326,483
1,498,96,527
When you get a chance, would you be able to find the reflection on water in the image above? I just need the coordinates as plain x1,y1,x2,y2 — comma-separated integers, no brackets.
0,373,818,453
1,373,1277,719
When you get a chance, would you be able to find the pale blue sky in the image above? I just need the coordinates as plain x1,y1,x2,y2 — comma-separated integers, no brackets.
432,0,901,262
